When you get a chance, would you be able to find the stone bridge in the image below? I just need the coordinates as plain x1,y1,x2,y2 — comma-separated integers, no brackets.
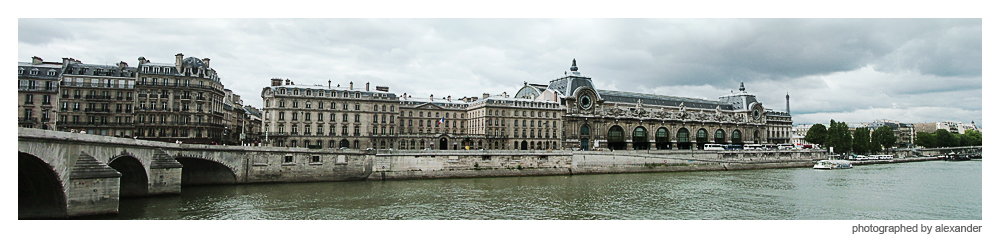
18,128,374,219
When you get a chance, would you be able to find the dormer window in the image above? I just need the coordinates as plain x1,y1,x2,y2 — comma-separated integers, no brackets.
47,70,56,76
30,68,39,75
18,68,23,75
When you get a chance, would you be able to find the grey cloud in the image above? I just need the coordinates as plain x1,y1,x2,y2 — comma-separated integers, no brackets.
17,18,982,126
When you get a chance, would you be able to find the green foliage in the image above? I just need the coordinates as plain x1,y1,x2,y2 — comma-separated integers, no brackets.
959,133,973,147
915,132,936,148
516,165,523,170
826,120,853,154
852,127,873,155
934,129,958,148
964,129,982,146
871,125,897,152
804,124,828,146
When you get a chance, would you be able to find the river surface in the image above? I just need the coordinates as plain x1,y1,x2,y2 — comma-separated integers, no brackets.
109,160,981,220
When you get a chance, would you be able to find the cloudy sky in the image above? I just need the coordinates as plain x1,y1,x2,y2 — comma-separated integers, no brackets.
18,18,982,127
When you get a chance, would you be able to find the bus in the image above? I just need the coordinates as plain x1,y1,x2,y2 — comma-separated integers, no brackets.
743,144,764,150
778,144,794,150
704,144,725,150
723,144,744,150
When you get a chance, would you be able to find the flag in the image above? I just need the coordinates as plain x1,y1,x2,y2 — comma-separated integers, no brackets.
437,117,444,125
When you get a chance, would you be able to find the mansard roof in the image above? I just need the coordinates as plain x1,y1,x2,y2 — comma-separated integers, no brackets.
546,75,597,98
181,57,208,69
597,90,734,110
62,62,137,78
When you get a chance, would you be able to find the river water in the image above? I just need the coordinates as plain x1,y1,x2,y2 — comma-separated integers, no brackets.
110,160,980,220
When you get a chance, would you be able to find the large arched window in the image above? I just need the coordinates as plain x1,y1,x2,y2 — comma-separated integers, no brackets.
580,125,590,136
732,130,742,144
633,127,649,150
655,127,670,150
715,129,726,144
608,125,626,150
696,128,708,143
677,128,690,143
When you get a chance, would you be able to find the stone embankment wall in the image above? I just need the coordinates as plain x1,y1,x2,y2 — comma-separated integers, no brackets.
369,150,573,180
368,149,829,180
242,149,374,183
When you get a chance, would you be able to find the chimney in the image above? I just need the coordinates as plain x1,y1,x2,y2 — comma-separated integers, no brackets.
483,93,490,99
202,58,210,68
376,85,389,92
328,80,331,89
271,78,282,87
350,81,354,90
430,94,434,101
285,79,290,85
366,82,370,91
175,53,184,68
118,61,128,69
31,56,43,65
447,95,451,102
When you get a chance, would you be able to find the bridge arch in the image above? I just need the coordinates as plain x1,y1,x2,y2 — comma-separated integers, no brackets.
108,155,149,197
19,152,66,219
175,157,237,186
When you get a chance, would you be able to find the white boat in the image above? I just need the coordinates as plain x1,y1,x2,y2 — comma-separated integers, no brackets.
813,160,853,169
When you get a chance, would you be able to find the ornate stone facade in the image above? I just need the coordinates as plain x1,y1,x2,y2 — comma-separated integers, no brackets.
18,57,62,130
133,54,229,144
518,59,785,151
261,79,399,149
56,58,136,137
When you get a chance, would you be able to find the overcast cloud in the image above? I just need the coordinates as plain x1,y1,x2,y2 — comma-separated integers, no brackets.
17,18,982,127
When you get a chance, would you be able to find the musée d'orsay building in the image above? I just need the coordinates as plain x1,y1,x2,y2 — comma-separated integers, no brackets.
261,59,792,151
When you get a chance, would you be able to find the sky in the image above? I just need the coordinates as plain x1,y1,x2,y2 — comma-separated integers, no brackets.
17,18,983,127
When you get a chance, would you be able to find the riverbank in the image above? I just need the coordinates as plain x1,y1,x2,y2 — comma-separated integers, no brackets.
368,150,827,180
848,156,943,165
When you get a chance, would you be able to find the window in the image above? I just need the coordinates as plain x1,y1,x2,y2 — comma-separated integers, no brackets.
311,156,320,163
284,155,294,163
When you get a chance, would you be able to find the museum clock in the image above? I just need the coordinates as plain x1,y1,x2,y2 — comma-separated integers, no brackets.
580,95,592,110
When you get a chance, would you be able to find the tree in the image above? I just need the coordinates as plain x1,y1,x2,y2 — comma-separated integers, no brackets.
871,125,897,152
826,120,853,154
934,129,958,148
959,133,973,147
853,127,872,155
964,129,982,146
804,124,827,147
914,132,936,148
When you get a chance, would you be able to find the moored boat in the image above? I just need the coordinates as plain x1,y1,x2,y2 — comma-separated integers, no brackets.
945,153,971,161
813,160,853,169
